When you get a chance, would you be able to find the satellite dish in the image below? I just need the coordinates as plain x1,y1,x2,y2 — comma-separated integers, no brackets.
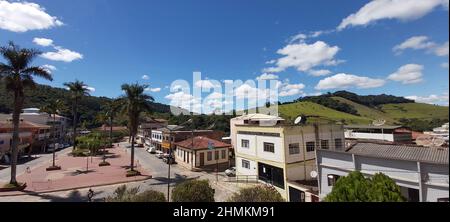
294,116,307,125
415,135,444,147
432,137,446,147
372,119,386,126
310,171,318,179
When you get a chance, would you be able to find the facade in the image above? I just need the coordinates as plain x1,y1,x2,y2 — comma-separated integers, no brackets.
234,118,345,202
136,118,168,146
0,108,70,143
174,136,231,171
344,125,413,143
424,122,449,142
151,126,224,154
316,142,449,202
0,120,51,160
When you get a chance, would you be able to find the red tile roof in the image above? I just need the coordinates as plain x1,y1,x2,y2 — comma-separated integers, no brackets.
175,136,231,150
0,120,50,130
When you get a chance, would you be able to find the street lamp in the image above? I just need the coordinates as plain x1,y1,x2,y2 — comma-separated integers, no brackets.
164,118,193,202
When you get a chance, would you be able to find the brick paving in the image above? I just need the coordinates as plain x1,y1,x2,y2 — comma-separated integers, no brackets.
0,146,151,196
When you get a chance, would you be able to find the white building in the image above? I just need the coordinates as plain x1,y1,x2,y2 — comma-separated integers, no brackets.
316,142,449,202
344,125,412,143
232,115,345,202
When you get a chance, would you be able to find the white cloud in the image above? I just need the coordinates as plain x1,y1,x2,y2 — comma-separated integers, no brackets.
388,64,424,84
206,92,224,100
41,64,56,73
142,75,150,80
41,46,83,62
84,86,95,92
165,91,201,112
308,69,332,76
441,62,449,69
434,41,449,56
406,92,449,105
394,36,449,57
315,73,386,90
393,36,436,53
264,41,341,73
338,0,448,30
279,83,306,97
33,38,54,47
0,0,63,32
195,80,220,89
256,73,279,81
146,88,161,92
234,84,272,100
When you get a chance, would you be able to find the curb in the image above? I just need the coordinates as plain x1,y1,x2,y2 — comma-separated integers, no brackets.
0,176,153,197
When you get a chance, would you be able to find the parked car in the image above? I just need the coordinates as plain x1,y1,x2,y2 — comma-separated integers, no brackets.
225,167,236,177
47,143,63,152
147,146,156,154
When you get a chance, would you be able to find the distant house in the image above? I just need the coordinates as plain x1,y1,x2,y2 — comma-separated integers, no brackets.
344,125,413,143
316,142,449,202
0,120,51,157
136,118,168,145
174,136,231,171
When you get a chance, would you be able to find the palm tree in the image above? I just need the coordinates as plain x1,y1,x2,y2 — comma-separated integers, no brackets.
63,80,90,151
103,99,121,148
119,83,153,172
0,42,53,185
41,99,65,170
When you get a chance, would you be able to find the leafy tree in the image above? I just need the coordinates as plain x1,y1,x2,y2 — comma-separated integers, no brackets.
105,185,166,202
0,42,53,185
119,83,153,172
171,180,215,202
64,80,90,151
228,185,285,202
324,171,406,202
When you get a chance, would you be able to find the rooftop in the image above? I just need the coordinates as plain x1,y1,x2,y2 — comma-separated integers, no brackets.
348,142,449,165
176,136,231,150
0,120,51,130
233,113,285,121
345,125,406,130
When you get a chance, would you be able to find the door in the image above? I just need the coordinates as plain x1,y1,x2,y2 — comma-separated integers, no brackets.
289,187,305,202
199,153,205,167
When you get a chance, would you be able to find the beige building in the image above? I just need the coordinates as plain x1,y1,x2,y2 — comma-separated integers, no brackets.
233,116,345,202
174,136,231,171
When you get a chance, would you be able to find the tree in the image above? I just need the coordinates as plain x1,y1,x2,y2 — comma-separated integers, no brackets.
120,83,153,172
103,99,121,147
0,42,53,185
172,180,215,202
41,99,66,170
64,80,90,151
324,171,406,202
228,185,285,202
105,185,166,202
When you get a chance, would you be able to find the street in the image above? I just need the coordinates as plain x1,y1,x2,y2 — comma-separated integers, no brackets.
0,142,246,202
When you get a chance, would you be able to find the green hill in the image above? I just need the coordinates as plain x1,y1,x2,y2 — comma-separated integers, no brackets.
380,103,449,120
331,96,396,124
278,101,372,124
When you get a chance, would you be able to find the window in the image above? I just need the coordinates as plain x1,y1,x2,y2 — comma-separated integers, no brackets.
215,150,219,160
241,139,249,148
221,150,226,159
289,143,300,155
207,151,212,161
321,140,329,150
327,174,340,186
263,142,275,153
242,160,250,169
187,153,189,164
335,139,343,150
306,142,315,152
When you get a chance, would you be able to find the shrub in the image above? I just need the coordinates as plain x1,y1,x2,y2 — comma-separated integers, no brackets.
324,171,406,202
71,149,89,157
228,185,285,202
171,179,215,202
105,185,166,202
126,170,141,177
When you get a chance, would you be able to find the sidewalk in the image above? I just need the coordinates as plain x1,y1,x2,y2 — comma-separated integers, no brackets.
0,145,151,196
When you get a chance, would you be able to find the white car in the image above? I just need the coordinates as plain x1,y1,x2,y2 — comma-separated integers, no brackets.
147,146,156,154
225,167,236,177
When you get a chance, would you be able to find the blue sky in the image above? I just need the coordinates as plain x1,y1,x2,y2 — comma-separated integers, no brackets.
0,0,449,112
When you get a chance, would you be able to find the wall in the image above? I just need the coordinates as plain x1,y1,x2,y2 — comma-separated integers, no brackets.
236,156,258,176
345,131,395,142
